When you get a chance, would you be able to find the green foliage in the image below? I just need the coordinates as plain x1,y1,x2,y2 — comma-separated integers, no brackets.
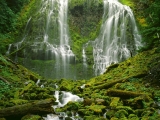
120,0,160,51
0,33,13,55
0,0,15,33
0,0,40,55
68,0,103,63
5,0,29,13
69,0,103,9
139,0,160,50
21,114,42,120
0,81,11,100
119,82,136,91
0,0,29,34
119,0,135,8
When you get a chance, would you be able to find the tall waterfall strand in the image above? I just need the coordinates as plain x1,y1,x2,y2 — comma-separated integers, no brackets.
35,0,75,79
7,0,75,79
91,0,142,76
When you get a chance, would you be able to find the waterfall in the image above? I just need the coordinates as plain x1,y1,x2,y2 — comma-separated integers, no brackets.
36,0,75,79
7,0,142,79
8,0,76,79
84,0,142,76
30,0,75,79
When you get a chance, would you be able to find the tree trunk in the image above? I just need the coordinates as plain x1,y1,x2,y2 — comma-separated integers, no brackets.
0,99,55,118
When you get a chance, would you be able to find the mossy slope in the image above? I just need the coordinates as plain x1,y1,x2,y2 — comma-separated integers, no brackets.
0,47,160,119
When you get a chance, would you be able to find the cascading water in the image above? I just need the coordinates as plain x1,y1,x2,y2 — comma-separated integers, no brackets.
8,0,76,79
7,0,142,79
84,0,142,76
38,82,84,120
32,0,75,79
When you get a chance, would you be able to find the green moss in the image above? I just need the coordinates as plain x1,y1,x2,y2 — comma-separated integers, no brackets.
118,82,136,91
115,110,128,118
68,0,103,65
84,116,106,120
59,79,75,91
119,0,135,8
110,97,120,107
128,114,139,120
110,117,119,120
56,101,81,113
0,81,11,100
20,83,33,95
15,0,41,34
21,114,42,120
21,86,55,100
116,106,133,113
88,105,106,113
0,118,6,120
105,110,116,119
9,99,28,105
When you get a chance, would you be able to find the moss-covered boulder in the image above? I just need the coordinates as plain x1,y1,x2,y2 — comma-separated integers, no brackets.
21,114,42,120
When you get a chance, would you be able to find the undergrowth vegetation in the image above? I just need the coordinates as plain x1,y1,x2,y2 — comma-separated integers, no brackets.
0,0,40,55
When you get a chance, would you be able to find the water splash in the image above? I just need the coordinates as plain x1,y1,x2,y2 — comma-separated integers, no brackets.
84,0,142,76
43,90,83,120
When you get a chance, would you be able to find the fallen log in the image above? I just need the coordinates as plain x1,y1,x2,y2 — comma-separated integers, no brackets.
0,99,55,117
106,89,152,99
93,78,126,90
93,72,148,90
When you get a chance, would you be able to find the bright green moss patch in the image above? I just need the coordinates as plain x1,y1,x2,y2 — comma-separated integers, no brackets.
88,105,106,113
119,0,135,8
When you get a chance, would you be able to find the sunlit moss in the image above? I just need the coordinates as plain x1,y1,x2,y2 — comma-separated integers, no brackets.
137,17,148,27
119,0,135,8
88,105,106,113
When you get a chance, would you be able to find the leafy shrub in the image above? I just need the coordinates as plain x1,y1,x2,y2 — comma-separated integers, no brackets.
0,81,11,100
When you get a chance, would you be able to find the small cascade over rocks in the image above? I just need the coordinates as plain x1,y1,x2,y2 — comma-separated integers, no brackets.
83,0,142,76
35,80,83,119
42,83,83,120
53,91,83,109
43,91,83,120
